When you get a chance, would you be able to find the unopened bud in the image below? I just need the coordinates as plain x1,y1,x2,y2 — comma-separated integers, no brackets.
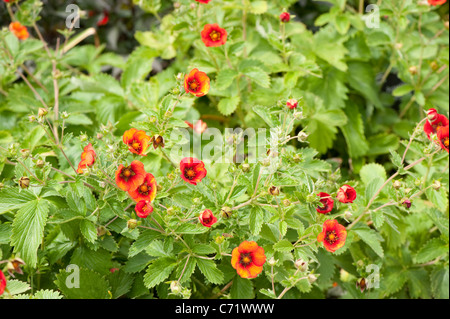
0,182,4,189
306,193,316,203
193,198,201,205
283,199,291,207
176,73,183,81
444,20,449,30
269,186,280,196
172,87,180,95
18,176,30,189
286,98,298,110
294,259,308,272
215,235,225,244
308,274,317,284
297,131,308,142
409,66,418,75
293,154,302,163
61,111,69,119
432,180,441,190
293,111,303,120
97,226,107,237
221,206,232,219
430,61,439,71
394,42,403,50
170,281,182,295
356,278,367,293
344,211,353,220
127,219,138,229
80,134,88,142
38,108,48,117
97,133,104,140
28,115,36,122
241,163,250,173
392,180,402,189
267,257,277,267
36,159,45,168
166,207,175,215
20,149,30,159
261,158,270,167
401,198,412,209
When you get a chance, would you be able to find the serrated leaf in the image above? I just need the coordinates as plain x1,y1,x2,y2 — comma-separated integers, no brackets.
80,220,97,244
215,69,238,90
274,239,294,252
218,96,241,116
230,275,254,299
242,66,270,88
143,257,177,289
55,268,111,299
196,258,224,285
11,199,49,267
415,238,449,264
360,163,387,186
353,226,384,258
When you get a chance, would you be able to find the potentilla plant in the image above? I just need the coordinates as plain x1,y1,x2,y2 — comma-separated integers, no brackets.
0,0,449,300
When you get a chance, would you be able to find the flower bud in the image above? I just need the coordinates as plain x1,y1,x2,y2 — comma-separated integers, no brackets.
61,111,69,119
221,206,232,219
18,176,30,189
414,178,422,187
294,259,308,272
430,61,439,71
96,133,104,140
286,98,298,109
193,197,201,205
283,199,291,207
293,111,304,120
261,158,270,167
356,260,364,268
445,20,449,30
99,181,106,188
392,180,402,189
356,278,367,293
0,182,4,189
401,198,411,209
306,193,316,203
80,134,88,142
6,257,25,276
308,274,317,284
176,72,183,81
172,87,180,95
38,108,48,117
215,235,225,244
35,159,45,168
127,219,138,229
170,281,182,294
20,149,30,159
297,131,308,142
190,3,196,9
267,257,277,267
280,12,291,23
432,180,441,191
293,154,302,163
269,186,280,196
97,226,107,237
241,163,250,173
408,66,418,75
28,115,36,122
394,42,403,50
166,207,175,215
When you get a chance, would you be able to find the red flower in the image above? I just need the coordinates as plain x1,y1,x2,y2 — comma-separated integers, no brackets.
9,21,29,40
110,268,119,273
135,200,154,218
128,173,157,202
280,12,291,22
286,99,298,109
180,157,207,185
115,160,146,191
316,192,334,214
428,0,447,5
0,270,6,296
184,68,210,97
199,209,218,227
437,125,449,153
231,241,266,279
123,128,151,156
336,185,357,203
317,219,347,253
185,120,208,134
195,0,212,3
77,143,96,174
423,111,449,140
201,23,227,47
97,10,109,26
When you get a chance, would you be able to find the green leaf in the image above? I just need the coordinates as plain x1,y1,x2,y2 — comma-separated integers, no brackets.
353,225,384,258
415,238,448,264
218,96,241,116
360,163,387,186
393,84,414,97
0,188,37,215
11,199,49,267
431,266,449,299
341,101,369,158
6,280,31,295
274,239,294,252
196,258,224,285
215,69,238,90
230,275,254,299
249,1,268,14
242,67,270,88
80,220,98,244
365,177,384,202
249,206,264,236
175,223,209,235
192,244,216,255
143,257,177,289
129,229,162,258
55,268,111,299
33,289,63,299
347,61,383,108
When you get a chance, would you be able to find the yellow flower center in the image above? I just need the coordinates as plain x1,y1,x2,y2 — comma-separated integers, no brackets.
210,30,221,41
326,231,338,244
185,169,196,179
140,185,148,193
444,137,449,147
123,169,131,178
189,80,199,91
132,141,141,150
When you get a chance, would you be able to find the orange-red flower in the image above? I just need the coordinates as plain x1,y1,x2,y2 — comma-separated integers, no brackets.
185,120,208,134
128,173,157,202
0,270,6,296
428,0,447,5
423,109,449,140
280,12,291,22
199,209,217,227
336,185,357,203
184,68,210,97
195,0,212,3
180,157,207,185
97,10,109,26
77,143,96,174
135,200,153,218
9,22,29,40
115,160,146,191
123,128,151,156
150,135,165,149
317,219,347,253
316,192,334,214
437,125,449,153
231,241,266,279
201,24,227,47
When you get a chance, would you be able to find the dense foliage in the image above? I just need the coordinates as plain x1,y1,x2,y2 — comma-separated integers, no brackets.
0,0,449,299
